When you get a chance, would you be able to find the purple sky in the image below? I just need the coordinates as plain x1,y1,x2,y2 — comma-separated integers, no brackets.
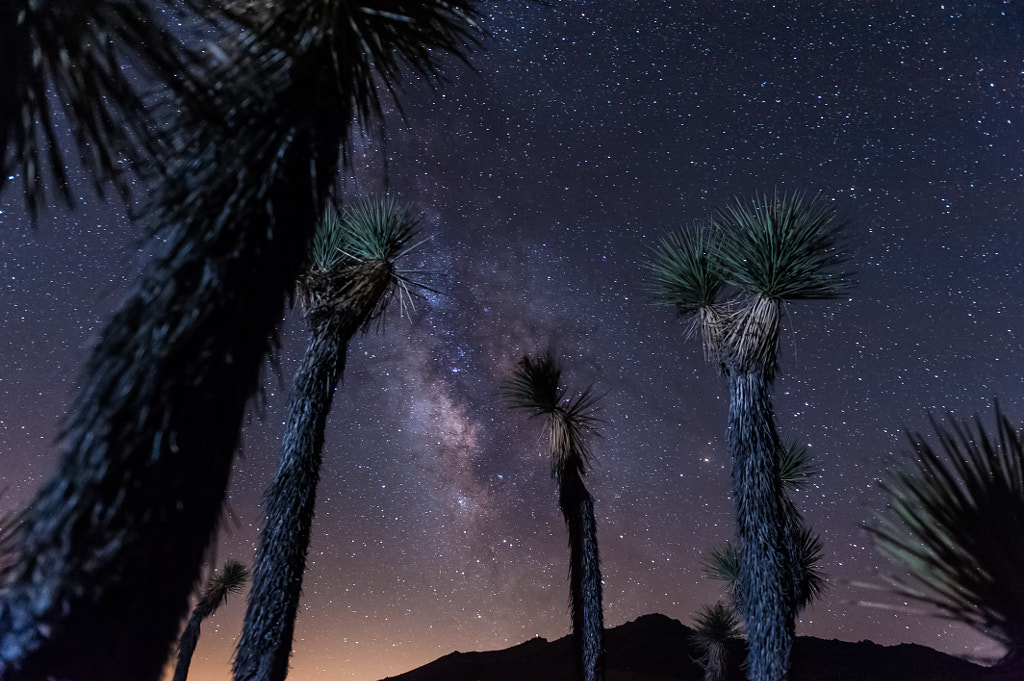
2,2,1022,679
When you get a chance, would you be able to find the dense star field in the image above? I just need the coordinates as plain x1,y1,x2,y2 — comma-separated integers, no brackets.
1,2,1022,680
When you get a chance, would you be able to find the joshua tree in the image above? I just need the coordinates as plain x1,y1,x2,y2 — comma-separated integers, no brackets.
648,192,849,681
173,560,249,681
0,5,481,680
691,602,743,681
503,353,605,681
234,198,422,681
870,406,1024,672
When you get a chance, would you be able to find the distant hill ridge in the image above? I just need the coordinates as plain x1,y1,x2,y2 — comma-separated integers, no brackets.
379,613,1005,681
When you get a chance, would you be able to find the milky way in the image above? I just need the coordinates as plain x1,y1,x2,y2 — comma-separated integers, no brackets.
1,2,1022,679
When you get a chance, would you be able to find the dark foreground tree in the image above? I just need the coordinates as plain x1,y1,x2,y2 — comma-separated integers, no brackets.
0,0,206,214
173,560,249,681
0,5,480,681
648,192,850,681
503,353,605,681
234,198,422,681
870,406,1024,673
691,602,743,681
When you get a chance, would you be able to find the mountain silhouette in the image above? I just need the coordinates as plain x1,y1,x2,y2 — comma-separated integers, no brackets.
379,613,1005,681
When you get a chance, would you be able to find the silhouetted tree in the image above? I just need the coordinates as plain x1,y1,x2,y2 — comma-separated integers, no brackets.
0,4,480,680
234,198,422,681
649,192,850,681
0,0,206,214
870,406,1024,673
173,560,249,681
504,353,605,681
691,602,743,681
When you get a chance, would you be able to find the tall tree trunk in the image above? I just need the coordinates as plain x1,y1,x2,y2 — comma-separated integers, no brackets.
233,311,352,681
726,369,793,681
561,471,605,681
0,54,342,681
173,601,216,681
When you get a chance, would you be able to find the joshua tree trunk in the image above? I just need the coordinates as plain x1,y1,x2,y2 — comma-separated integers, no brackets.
172,560,247,681
233,311,353,681
0,60,341,681
560,470,605,681
726,369,793,681
173,601,217,681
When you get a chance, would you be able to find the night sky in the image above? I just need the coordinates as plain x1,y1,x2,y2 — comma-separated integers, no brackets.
2,2,1022,680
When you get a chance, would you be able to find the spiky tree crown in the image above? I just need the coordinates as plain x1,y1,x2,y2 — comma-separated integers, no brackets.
648,191,851,376
502,353,601,481
715,191,850,301
690,602,742,681
197,559,248,615
150,0,481,256
778,439,818,492
691,601,743,647
648,223,725,316
213,0,481,154
1,0,215,215
871,407,1024,658
308,198,417,272
299,197,421,326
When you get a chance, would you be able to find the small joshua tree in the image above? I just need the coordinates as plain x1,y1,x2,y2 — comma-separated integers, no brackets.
504,353,605,681
173,560,249,681
691,602,744,681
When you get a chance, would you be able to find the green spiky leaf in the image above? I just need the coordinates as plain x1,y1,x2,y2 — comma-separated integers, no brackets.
309,198,419,272
779,439,818,491
502,353,602,480
870,407,1024,658
715,191,851,301
703,543,740,587
648,224,725,314
301,197,426,326
793,525,828,609
199,559,249,611
502,353,564,417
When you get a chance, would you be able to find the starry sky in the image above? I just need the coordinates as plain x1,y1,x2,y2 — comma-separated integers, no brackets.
2,2,1023,680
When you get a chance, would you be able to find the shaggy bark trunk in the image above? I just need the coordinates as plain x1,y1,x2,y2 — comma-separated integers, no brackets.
726,369,793,681
232,311,352,681
561,470,605,681
0,48,342,681
172,600,216,681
